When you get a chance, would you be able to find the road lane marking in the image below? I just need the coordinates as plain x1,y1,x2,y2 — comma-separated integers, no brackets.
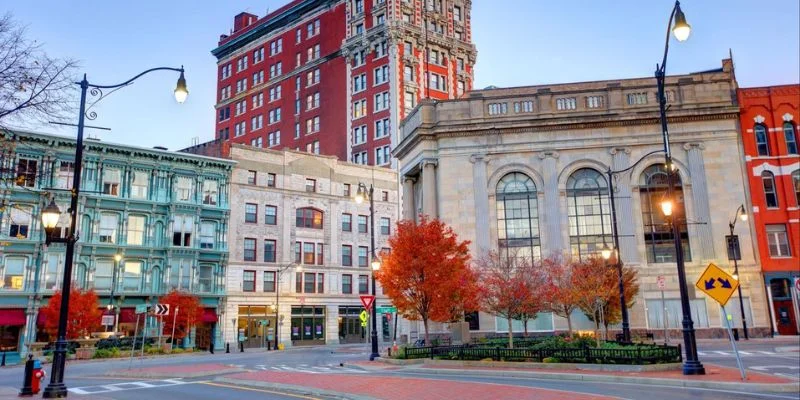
201,382,322,399
738,351,752,355
68,378,192,395
758,351,777,355
713,351,729,356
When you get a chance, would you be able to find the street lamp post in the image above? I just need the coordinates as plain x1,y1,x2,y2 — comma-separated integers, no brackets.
274,263,298,350
39,67,188,398
729,204,749,340
654,1,704,376
355,183,381,361
109,254,122,334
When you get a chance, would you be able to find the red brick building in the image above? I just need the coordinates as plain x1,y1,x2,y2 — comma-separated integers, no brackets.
205,0,476,166
737,85,800,335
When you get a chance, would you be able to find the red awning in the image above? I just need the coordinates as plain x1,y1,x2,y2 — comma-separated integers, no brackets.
201,308,218,323
37,312,46,326
119,308,137,324
0,309,27,326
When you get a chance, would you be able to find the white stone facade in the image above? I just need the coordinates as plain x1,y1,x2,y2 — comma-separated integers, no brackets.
223,145,398,348
395,59,771,339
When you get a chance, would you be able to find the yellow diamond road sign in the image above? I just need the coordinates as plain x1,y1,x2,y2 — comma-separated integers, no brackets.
695,263,739,306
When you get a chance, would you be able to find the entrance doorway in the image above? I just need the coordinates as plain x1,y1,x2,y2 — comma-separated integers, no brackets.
338,306,365,343
237,305,277,348
769,277,799,336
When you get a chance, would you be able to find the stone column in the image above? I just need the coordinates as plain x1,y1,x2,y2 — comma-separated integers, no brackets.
421,160,438,218
470,154,490,255
684,143,714,260
402,176,415,221
610,147,639,263
539,151,563,254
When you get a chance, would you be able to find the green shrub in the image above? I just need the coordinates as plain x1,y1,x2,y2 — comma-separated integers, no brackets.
542,357,560,363
171,348,184,354
144,346,163,355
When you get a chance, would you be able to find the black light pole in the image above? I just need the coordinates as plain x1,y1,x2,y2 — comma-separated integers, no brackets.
355,183,380,361
40,67,187,398
109,254,122,333
729,204,749,339
655,1,704,376
274,263,297,350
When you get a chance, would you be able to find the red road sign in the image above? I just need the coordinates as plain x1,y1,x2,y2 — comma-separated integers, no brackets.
360,295,375,311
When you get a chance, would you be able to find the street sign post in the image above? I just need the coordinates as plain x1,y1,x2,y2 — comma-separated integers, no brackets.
656,275,666,290
376,305,396,314
101,315,114,326
657,275,667,344
695,263,746,380
360,295,375,311
359,310,368,328
135,304,149,314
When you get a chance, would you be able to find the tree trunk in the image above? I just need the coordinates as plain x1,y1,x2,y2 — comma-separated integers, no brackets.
565,311,573,336
423,318,430,345
594,310,601,347
523,319,529,338
507,315,514,349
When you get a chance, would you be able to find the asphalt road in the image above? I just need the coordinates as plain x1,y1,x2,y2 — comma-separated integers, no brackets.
695,340,800,380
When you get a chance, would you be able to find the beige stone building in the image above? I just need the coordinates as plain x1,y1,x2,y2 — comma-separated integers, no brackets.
395,58,770,338
223,145,398,347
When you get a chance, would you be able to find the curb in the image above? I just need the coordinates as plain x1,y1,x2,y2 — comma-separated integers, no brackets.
410,366,800,394
421,359,682,373
216,376,376,400
105,367,247,379
774,346,800,353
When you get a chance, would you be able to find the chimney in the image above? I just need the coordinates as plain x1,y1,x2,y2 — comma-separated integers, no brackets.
233,12,258,33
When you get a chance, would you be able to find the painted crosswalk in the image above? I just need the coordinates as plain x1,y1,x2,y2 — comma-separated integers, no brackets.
69,378,192,395
253,363,368,374
697,350,789,357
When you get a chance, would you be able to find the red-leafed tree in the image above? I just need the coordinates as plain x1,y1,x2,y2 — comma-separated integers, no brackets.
376,216,478,344
513,259,548,338
571,256,618,345
476,251,536,348
158,290,203,340
597,262,640,337
541,255,581,335
41,288,101,340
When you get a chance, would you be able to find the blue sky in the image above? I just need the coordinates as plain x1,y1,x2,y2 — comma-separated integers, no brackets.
7,0,799,150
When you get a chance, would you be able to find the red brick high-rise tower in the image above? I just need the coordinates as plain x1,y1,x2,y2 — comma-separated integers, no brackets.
208,0,476,166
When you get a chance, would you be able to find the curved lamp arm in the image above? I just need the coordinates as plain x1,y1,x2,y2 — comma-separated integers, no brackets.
609,149,666,176
85,66,185,89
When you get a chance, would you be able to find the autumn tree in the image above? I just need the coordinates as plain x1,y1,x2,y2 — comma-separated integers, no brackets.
512,259,547,338
41,288,101,340
376,216,478,344
0,13,77,128
541,255,580,335
571,257,618,345
597,263,640,337
158,290,203,341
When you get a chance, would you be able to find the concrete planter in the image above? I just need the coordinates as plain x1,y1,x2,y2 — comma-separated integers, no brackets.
28,342,49,359
74,338,99,360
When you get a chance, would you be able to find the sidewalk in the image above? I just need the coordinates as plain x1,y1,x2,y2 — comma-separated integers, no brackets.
217,371,618,400
105,363,246,379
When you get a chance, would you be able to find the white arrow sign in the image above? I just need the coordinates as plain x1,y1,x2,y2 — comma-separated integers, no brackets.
153,304,170,315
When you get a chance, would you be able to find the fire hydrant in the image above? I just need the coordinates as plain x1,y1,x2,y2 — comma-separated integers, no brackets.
32,360,45,394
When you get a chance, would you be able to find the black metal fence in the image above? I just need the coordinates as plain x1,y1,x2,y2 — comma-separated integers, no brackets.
402,344,682,365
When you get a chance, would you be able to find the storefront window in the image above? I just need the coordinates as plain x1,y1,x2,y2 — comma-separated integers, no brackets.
290,306,326,344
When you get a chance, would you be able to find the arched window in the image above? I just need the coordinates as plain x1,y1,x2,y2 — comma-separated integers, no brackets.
496,173,540,259
784,122,798,155
639,165,691,263
792,170,800,206
151,266,162,294
296,207,323,229
567,168,612,260
755,124,770,156
762,171,778,208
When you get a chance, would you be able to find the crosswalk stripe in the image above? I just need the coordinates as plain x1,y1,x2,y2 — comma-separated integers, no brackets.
714,351,729,356
758,351,776,355
697,351,708,356
738,351,753,355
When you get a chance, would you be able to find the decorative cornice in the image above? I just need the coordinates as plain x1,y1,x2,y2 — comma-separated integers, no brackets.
608,147,632,156
469,153,490,164
683,142,706,151
537,150,560,160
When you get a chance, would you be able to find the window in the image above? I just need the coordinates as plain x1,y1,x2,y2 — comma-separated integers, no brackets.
374,65,389,85
353,125,367,145
122,261,142,292
305,178,316,192
428,49,442,65
353,99,367,119
755,124,770,156
626,92,648,105
306,116,320,133
296,207,323,229
254,47,265,62
496,173,541,259
99,213,119,243
269,107,282,124
793,170,800,205
556,97,577,110
375,146,390,165
404,41,413,56
353,73,367,92
250,115,263,132
102,168,120,196
457,81,465,96
342,213,352,231
197,264,213,293
352,151,368,165
169,259,191,290
585,96,604,108
220,63,231,79
265,205,277,225
175,176,192,202
381,191,388,201
268,131,280,147
247,170,257,185
639,165,691,263
343,184,351,197
2,258,25,290
306,44,321,62
267,173,276,187
784,122,798,155
244,239,257,262
251,137,263,148
355,23,364,35
220,87,231,101
342,245,353,266
404,91,416,112
219,127,230,140
317,243,325,266
762,171,779,208
253,70,264,85
302,242,315,264
380,217,390,235
200,222,215,249
260,271,276,293
374,92,390,112
514,101,534,113
428,73,446,92
375,118,390,139
307,19,320,37
404,65,414,82
172,215,193,247
243,270,256,291
358,275,369,294
56,161,74,189
358,246,368,267
234,121,246,137
269,86,281,101
94,260,113,290
453,5,462,21
306,92,320,110
566,169,612,260
201,180,218,206
237,55,248,72
342,274,352,293
374,14,385,26
8,205,31,238
358,215,368,233
766,224,791,257
296,28,302,43
245,203,258,223
488,103,507,115
127,215,145,246
263,239,276,263
236,78,248,93
352,50,366,67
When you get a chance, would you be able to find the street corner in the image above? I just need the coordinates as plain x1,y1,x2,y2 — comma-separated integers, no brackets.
218,370,622,400
105,363,246,379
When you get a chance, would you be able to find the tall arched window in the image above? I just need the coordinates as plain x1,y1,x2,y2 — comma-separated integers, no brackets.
296,207,323,229
567,168,611,260
496,173,540,259
792,170,800,206
762,171,778,208
784,122,798,155
640,165,691,263
755,124,770,156
151,266,162,294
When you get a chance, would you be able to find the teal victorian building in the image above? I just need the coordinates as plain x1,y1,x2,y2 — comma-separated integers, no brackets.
0,130,233,362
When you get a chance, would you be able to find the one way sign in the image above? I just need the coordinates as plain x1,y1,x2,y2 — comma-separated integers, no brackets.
153,304,170,315
695,263,739,306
